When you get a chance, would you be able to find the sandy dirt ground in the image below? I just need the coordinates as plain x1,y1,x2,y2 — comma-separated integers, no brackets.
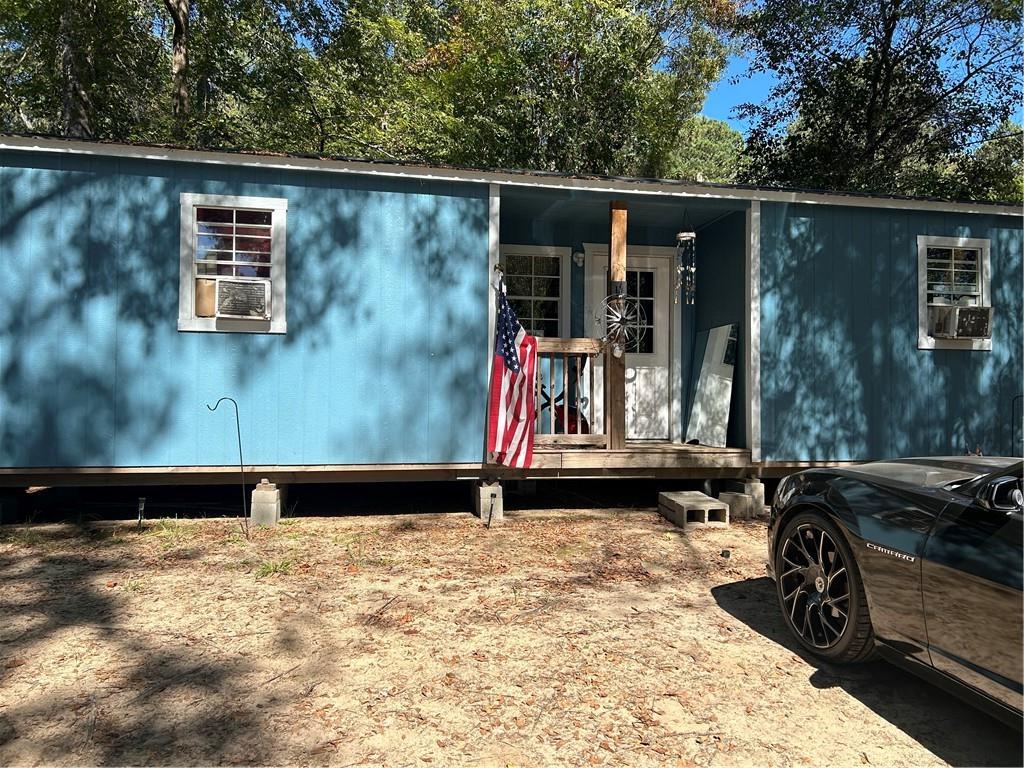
0,509,1020,767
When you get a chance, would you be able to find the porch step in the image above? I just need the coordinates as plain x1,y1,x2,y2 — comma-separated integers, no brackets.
658,491,729,532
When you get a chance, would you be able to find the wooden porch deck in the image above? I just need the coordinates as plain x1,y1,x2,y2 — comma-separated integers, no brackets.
521,442,753,478
0,444,755,487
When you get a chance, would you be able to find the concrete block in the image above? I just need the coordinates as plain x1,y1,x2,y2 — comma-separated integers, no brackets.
726,480,765,510
658,491,729,532
250,478,281,527
719,491,754,521
474,481,503,526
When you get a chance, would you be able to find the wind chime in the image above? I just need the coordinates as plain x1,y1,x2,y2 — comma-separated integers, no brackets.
675,216,697,304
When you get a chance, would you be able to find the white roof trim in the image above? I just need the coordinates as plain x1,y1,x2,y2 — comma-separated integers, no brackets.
2,135,1021,217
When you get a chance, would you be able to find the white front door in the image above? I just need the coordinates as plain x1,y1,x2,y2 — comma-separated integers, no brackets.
585,250,677,441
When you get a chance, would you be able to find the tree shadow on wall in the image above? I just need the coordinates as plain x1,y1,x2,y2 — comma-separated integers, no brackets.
760,205,1022,461
1,158,488,468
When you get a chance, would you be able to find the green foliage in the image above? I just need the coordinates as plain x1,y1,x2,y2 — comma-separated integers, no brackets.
883,121,1024,203
664,116,744,182
255,558,293,578
961,123,1024,203
146,519,196,547
0,0,732,177
0,526,46,547
0,0,167,138
429,0,730,175
736,0,1023,201
4,0,1016,201
121,577,145,592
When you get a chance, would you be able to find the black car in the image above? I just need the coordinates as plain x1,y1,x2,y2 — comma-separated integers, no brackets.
767,456,1023,725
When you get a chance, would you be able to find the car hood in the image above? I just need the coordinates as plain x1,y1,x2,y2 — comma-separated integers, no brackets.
840,456,1019,489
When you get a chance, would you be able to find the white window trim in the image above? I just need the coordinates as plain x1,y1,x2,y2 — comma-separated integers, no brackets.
178,192,288,334
917,235,991,351
497,244,570,337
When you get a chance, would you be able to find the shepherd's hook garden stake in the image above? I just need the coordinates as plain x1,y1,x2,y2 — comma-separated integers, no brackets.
206,397,248,535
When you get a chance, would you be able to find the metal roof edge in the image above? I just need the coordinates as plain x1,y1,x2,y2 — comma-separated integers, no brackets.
1,134,1021,218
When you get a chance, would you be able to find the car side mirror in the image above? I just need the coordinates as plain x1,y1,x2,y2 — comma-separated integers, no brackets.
981,476,1024,512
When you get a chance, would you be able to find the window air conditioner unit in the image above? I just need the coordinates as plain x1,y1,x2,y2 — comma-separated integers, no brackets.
928,305,992,339
215,278,271,320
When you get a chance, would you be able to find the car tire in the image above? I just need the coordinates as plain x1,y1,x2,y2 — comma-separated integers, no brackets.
774,511,876,663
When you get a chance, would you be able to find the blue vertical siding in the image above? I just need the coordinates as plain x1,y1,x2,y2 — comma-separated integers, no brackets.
693,211,747,447
760,202,1023,461
4,148,1018,471
0,151,489,468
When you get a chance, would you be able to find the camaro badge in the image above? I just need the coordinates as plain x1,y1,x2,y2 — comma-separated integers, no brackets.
866,541,916,563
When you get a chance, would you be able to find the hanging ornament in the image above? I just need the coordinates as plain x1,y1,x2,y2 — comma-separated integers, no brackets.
675,229,697,305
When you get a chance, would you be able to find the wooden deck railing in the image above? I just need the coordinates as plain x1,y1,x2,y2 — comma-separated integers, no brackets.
534,338,607,448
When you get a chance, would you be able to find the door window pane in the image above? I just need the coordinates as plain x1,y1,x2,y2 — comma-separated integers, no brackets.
638,271,654,298
624,268,656,354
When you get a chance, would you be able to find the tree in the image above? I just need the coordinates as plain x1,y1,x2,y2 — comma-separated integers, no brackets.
162,0,190,138
963,122,1024,203
928,120,1024,202
664,116,744,182
427,0,732,176
1,0,735,178
0,0,166,140
736,0,1022,199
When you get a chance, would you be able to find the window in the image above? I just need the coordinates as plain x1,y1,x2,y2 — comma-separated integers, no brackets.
499,246,568,337
178,193,288,333
624,268,655,354
917,235,991,351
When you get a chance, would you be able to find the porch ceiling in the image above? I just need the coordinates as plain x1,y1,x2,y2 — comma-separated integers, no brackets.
500,187,745,234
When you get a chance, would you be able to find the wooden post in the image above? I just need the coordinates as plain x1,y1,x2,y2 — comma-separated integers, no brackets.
606,201,627,449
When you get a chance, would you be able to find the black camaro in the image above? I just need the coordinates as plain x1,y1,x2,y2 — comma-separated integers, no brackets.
767,456,1023,725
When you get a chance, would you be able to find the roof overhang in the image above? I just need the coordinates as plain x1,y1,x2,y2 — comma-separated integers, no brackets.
1,135,1021,218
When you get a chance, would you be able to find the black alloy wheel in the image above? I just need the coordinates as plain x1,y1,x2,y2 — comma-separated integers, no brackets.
775,512,875,663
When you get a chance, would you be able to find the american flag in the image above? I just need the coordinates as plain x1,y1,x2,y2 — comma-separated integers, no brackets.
486,287,537,468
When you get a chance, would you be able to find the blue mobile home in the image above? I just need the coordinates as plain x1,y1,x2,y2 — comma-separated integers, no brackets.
0,136,1020,486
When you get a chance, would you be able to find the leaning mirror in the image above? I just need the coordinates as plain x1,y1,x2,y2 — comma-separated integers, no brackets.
686,323,737,447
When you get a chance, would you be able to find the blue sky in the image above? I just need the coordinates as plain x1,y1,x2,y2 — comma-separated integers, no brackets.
699,55,778,135
703,54,1022,137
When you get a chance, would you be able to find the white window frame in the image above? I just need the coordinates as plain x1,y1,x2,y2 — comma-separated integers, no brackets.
497,244,570,338
917,235,991,351
178,193,288,334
